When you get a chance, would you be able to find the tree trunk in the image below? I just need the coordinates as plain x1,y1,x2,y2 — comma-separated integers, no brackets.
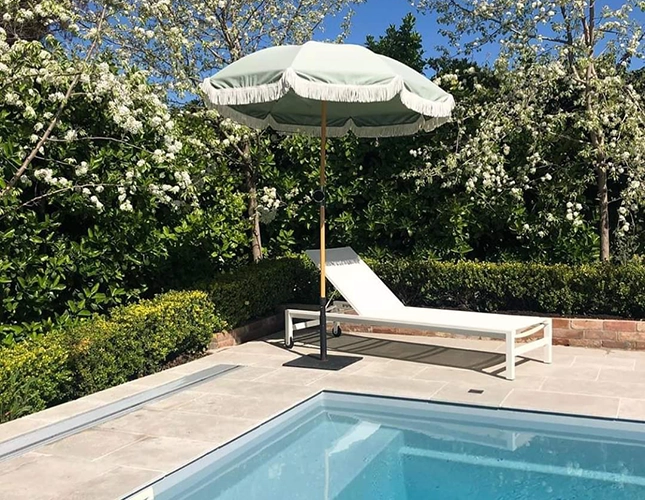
584,51,609,261
221,30,261,262
589,124,610,261
246,177,262,262
597,166,610,261
242,140,262,262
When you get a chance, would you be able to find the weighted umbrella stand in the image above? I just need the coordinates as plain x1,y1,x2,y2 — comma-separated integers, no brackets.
308,102,360,367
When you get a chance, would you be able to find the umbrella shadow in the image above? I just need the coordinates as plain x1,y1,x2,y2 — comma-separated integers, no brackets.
267,329,530,379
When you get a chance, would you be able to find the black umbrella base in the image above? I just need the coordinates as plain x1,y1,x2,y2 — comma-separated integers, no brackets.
282,354,362,371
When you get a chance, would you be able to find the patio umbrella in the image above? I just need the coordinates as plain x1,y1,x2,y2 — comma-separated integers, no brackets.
201,41,454,362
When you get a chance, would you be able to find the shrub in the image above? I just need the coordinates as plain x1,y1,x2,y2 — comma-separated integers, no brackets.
7,255,645,423
204,256,318,328
0,332,72,422
62,290,222,398
370,258,645,319
0,290,219,422
0,40,250,346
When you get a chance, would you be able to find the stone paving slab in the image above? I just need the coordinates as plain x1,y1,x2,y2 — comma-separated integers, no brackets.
432,382,514,407
94,435,213,472
501,389,621,418
97,408,255,444
38,429,147,461
2,330,645,499
0,453,115,500
57,466,160,500
619,398,645,420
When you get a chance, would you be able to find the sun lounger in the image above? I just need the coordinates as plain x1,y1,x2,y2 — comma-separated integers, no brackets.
284,247,552,380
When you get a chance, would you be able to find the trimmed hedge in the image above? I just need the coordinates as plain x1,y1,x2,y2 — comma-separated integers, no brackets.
0,332,71,422
370,259,645,319
204,256,318,328
0,290,220,422
61,290,222,398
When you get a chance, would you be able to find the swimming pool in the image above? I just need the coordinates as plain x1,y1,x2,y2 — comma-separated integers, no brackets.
125,391,645,499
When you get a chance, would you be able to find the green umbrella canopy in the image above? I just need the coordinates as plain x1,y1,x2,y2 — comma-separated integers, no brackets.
200,41,455,137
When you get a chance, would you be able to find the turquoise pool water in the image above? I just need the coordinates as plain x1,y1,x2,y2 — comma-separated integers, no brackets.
129,393,645,500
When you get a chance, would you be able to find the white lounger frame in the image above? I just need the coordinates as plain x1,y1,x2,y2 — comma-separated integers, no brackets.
285,247,552,381
284,309,552,381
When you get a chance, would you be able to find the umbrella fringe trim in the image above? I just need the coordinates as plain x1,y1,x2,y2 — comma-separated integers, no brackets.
208,104,451,138
400,89,455,118
201,69,454,117
200,77,286,107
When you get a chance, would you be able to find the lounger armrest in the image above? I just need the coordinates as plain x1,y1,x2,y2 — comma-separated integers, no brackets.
515,322,549,339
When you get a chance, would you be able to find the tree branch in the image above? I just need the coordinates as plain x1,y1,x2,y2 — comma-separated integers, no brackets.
560,4,581,80
1,7,108,199
1,183,116,217
279,0,305,45
445,0,568,46
45,136,155,154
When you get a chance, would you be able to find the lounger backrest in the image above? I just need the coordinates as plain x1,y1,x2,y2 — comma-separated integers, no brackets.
305,247,405,316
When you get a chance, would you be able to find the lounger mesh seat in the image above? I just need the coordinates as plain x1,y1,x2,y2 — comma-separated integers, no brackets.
285,247,552,380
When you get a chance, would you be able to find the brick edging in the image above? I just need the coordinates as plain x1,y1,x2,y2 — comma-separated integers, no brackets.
209,315,283,350
210,306,645,351
340,314,645,350
553,318,645,349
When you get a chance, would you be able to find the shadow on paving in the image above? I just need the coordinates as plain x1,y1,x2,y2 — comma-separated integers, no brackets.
265,330,528,377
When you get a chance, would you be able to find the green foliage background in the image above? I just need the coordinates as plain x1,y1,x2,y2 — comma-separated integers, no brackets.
3,14,645,345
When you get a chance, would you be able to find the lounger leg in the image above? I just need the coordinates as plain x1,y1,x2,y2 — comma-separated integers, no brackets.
505,332,516,381
285,310,294,347
544,320,553,364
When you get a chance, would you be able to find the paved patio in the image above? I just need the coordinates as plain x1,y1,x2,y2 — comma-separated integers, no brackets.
2,330,645,499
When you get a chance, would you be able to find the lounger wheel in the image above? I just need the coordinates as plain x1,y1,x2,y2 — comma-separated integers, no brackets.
285,337,294,349
332,325,342,337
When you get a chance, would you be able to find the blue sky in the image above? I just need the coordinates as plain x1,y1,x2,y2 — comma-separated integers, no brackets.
323,0,501,72
335,1,459,66
327,0,645,71
343,1,436,45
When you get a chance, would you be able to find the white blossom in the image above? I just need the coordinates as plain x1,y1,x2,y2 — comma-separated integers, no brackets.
90,195,104,210
64,129,78,142
5,92,20,105
119,200,133,211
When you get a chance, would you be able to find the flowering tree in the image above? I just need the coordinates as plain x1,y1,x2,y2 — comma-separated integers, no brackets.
100,0,364,262
103,0,364,93
412,61,605,262
0,0,241,341
414,0,645,260
0,1,196,209
0,0,365,337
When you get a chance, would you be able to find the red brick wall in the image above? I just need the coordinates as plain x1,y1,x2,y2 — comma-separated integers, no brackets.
553,318,645,349
340,316,645,350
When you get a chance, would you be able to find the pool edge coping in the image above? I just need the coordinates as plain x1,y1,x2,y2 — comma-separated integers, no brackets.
0,364,239,462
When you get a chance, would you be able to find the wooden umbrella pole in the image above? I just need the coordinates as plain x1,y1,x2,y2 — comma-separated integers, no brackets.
319,101,328,361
